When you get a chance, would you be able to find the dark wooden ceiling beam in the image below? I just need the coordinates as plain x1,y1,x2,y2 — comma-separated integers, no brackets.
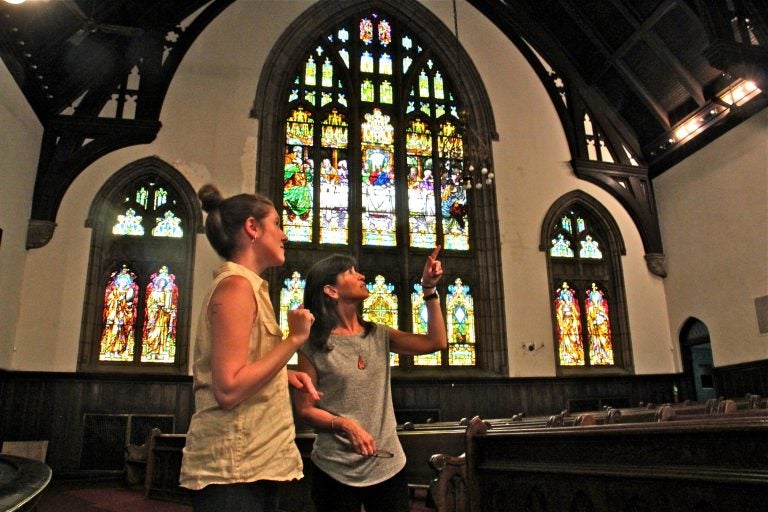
559,0,670,127
607,0,706,107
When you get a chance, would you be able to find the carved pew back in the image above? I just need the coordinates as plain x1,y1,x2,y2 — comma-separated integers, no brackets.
462,416,768,512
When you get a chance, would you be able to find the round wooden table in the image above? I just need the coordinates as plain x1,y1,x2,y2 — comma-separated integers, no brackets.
0,454,52,512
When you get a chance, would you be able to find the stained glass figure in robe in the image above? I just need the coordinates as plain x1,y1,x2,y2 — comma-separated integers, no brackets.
361,109,396,246
283,108,314,242
141,266,178,363
407,119,437,248
447,278,475,365
412,282,441,365
438,123,469,250
555,282,585,365
585,283,614,365
99,266,139,361
319,109,350,245
362,274,399,366
280,271,305,365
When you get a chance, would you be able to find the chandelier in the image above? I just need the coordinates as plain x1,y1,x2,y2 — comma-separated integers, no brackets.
450,0,494,190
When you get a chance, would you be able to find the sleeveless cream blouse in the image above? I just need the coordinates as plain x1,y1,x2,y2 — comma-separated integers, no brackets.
180,262,302,490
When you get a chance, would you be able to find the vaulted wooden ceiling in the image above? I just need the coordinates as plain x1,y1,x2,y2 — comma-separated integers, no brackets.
0,0,765,249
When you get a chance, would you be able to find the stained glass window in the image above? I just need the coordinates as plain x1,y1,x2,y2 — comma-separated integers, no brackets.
361,109,396,246
283,109,315,242
85,162,196,373
141,266,178,363
438,122,469,250
546,199,623,371
407,119,436,248
555,282,584,365
283,13,468,252
412,283,441,366
113,209,144,235
152,211,183,238
585,283,614,365
114,180,183,240
580,235,602,259
551,210,602,260
319,109,349,245
446,278,475,366
280,271,305,366
99,266,139,362
362,275,399,365
279,9,488,370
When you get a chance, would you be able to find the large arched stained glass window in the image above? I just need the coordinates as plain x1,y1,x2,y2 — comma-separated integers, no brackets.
543,194,631,374
281,11,470,251
262,1,505,374
80,158,200,374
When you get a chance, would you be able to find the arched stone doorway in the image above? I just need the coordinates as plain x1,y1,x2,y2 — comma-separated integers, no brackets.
679,318,716,402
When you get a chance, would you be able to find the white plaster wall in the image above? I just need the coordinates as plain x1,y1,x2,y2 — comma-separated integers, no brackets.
12,0,309,371
424,1,673,376
10,0,673,375
655,109,768,367
0,59,42,369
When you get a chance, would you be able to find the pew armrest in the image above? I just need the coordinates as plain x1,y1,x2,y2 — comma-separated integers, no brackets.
429,452,467,512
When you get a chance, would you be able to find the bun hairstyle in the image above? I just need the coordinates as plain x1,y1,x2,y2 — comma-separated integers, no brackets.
197,183,275,260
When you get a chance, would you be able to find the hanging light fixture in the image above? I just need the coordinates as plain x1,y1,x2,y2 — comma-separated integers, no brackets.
450,0,494,190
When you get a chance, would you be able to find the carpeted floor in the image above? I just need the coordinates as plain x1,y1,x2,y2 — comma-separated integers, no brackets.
35,479,191,512
34,479,435,512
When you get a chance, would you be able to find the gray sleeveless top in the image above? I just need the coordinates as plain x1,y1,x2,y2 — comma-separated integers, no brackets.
300,323,405,486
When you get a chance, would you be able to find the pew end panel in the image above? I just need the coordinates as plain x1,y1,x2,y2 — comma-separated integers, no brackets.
428,452,467,512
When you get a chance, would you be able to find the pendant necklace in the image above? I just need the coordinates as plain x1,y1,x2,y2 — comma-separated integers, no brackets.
357,336,367,370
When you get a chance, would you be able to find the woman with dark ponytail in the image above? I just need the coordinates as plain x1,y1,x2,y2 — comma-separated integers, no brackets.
180,184,320,512
293,247,447,512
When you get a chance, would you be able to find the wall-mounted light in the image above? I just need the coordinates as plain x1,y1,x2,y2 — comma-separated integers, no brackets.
4,0,27,5
652,77,762,153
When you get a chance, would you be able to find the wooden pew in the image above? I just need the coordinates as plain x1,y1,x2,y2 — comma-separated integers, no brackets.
144,428,190,504
143,423,472,510
429,414,768,512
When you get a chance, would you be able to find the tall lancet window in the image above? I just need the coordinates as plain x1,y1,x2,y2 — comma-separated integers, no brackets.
261,1,505,373
542,193,632,374
80,158,201,374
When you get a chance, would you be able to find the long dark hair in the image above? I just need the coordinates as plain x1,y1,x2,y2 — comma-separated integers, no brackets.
197,184,274,260
304,254,372,350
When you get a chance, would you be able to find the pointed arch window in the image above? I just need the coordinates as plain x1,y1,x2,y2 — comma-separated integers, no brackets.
258,1,506,374
542,193,632,375
80,158,201,374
